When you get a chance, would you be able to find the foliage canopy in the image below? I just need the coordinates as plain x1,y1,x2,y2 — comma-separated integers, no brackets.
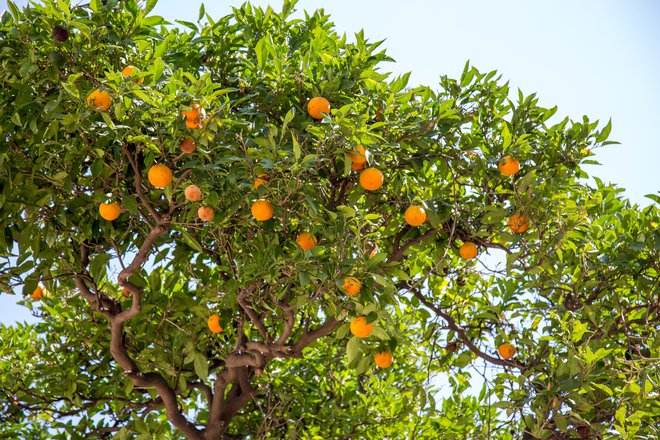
0,0,659,438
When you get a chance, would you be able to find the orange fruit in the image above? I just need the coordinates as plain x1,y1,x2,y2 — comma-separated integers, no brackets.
404,205,426,226
459,242,478,259
86,89,112,112
181,104,201,120
122,287,131,298
296,232,317,251
508,212,529,234
121,65,144,86
148,164,173,188
184,184,202,202
180,138,196,154
374,351,393,368
99,202,121,221
185,116,201,129
359,168,384,191
351,162,365,172
198,206,215,222
208,314,223,333
347,145,367,165
254,173,270,189
349,316,373,338
251,199,274,221
341,277,361,296
307,96,330,120
30,286,44,301
498,343,516,360
498,156,520,176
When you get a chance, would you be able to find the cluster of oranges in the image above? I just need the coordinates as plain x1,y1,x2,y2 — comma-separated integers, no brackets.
86,65,143,112
89,84,521,363
307,98,393,368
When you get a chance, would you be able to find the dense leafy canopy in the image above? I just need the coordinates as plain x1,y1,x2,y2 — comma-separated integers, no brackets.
1,0,659,439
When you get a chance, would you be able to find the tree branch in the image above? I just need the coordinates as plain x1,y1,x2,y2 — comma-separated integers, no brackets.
390,228,442,262
121,144,161,225
276,299,295,345
291,318,341,355
404,283,528,372
236,283,273,344
116,223,169,324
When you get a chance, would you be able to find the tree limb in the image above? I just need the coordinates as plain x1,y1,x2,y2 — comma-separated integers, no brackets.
404,283,528,372
236,283,273,344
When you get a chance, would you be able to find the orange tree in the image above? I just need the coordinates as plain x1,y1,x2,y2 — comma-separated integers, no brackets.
1,0,659,438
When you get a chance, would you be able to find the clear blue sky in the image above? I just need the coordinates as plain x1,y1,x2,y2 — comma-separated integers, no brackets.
1,0,659,325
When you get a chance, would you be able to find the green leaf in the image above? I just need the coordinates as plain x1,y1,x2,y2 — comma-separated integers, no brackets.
255,37,267,69
644,193,660,204
554,414,568,432
181,230,203,252
502,123,512,150
454,351,473,368
198,3,205,21
101,112,115,129
371,273,389,287
154,35,170,59
570,320,590,342
282,109,294,136
292,132,301,161
596,118,612,143
592,382,613,396
152,57,164,83
356,355,371,374
194,352,208,381
123,196,138,214
56,0,70,16
615,406,626,427
144,0,158,15
346,336,360,365
336,205,356,218
390,72,410,93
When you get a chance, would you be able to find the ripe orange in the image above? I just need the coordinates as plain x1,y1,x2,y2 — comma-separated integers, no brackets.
341,277,361,296
198,206,215,222
181,104,201,120
347,145,367,165
208,314,223,333
99,202,121,221
459,242,478,259
404,205,426,227
374,351,393,368
30,286,44,301
121,65,144,86
185,116,201,129
296,232,317,251
498,342,516,360
508,212,529,234
498,156,520,176
251,199,274,221
359,168,384,191
307,96,330,120
350,316,373,338
148,164,173,188
182,104,202,129
184,184,202,202
351,162,365,172
86,89,112,112
254,173,270,189
180,138,196,154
